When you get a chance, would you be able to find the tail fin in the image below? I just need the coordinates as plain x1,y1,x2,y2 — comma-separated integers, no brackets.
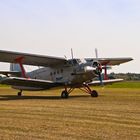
10,63,21,72
10,63,22,77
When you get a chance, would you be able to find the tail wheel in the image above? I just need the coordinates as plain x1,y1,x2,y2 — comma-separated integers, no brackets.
61,91,69,99
91,90,98,97
17,90,22,96
18,92,22,96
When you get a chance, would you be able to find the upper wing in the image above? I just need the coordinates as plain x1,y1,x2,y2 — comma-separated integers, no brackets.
0,77,63,89
88,79,123,86
86,58,133,66
0,50,67,67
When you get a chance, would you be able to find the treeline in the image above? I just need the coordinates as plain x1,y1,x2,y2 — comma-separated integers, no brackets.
108,73,140,81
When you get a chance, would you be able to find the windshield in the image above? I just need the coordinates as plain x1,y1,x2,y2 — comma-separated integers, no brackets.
68,59,81,65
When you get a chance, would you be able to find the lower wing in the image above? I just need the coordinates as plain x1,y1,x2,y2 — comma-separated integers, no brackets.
0,77,63,89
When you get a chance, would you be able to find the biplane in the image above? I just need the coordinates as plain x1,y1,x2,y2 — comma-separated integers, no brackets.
0,50,133,98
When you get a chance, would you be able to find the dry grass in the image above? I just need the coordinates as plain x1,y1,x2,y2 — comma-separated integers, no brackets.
0,87,140,140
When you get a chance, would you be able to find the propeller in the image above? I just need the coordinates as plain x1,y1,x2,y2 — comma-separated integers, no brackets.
98,66,103,86
95,48,112,80
96,62,103,85
94,48,103,85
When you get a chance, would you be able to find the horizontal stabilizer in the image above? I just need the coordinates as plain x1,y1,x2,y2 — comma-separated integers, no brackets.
0,71,21,76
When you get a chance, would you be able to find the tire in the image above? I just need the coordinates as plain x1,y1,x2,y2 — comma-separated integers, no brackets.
61,91,69,99
18,92,22,96
91,90,98,97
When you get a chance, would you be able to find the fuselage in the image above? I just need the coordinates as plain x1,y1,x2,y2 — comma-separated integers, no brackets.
12,58,98,91
28,59,97,85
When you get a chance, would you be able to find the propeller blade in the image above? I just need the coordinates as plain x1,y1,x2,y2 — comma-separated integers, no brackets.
98,72,103,86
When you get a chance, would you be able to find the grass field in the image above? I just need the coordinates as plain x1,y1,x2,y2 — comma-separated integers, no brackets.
0,83,140,140
106,81,140,88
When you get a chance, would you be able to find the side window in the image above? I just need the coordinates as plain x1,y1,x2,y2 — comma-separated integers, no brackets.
51,69,63,75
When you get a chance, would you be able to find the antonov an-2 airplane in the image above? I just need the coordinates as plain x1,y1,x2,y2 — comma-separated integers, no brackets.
0,50,133,98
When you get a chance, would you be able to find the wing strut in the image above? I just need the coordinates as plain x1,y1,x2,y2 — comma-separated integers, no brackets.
15,56,27,78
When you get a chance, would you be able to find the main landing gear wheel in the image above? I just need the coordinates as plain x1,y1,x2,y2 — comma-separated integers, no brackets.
61,91,69,99
91,90,98,97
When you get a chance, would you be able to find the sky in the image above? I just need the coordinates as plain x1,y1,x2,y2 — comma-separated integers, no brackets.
0,0,140,73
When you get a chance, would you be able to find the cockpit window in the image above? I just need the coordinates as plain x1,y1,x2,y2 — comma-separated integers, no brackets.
67,59,86,65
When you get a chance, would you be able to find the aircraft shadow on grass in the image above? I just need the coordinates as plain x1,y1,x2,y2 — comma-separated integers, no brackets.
0,94,89,101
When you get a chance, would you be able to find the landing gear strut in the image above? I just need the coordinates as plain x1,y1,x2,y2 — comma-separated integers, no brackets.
61,87,74,99
79,84,98,97
17,90,22,96
61,84,98,98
